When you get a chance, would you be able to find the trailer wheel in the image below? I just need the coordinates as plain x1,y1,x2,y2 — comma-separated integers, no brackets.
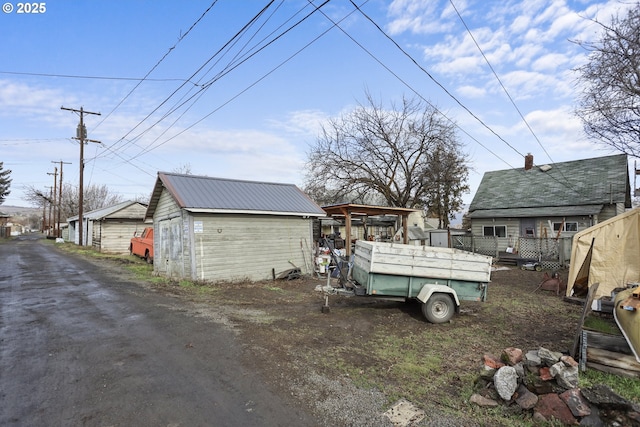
422,293,455,323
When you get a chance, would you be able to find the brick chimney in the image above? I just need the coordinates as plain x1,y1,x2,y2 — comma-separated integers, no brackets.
524,153,533,171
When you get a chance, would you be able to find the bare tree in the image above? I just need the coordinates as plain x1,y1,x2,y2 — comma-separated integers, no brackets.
172,163,193,175
574,4,640,156
304,92,469,225
24,183,124,221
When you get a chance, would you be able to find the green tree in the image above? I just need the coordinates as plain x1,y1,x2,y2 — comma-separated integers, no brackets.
574,5,640,156
0,162,12,205
304,92,469,226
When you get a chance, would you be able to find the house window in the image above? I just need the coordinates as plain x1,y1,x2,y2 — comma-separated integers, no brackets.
524,227,535,237
483,225,506,237
553,222,578,232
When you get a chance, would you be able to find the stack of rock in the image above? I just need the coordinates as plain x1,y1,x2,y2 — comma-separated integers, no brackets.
470,346,640,425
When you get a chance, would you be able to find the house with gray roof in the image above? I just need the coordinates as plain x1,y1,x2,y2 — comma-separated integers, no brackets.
144,172,326,282
67,200,148,252
468,153,631,254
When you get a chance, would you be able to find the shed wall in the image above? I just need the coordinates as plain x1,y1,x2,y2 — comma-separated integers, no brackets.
93,220,147,254
153,190,183,278
187,213,313,282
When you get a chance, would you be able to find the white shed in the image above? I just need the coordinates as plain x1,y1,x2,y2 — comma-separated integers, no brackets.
67,200,148,253
144,172,326,282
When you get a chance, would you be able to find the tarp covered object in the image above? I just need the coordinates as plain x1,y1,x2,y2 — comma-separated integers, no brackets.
566,208,640,299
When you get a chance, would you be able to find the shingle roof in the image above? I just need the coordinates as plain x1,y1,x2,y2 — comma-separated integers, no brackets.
469,154,630,216
146,173,326,218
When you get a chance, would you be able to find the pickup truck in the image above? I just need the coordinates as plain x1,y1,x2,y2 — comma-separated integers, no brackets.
130,227,154,264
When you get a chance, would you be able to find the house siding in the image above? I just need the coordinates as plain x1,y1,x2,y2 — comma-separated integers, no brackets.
470,219,520,252
186,213,313,282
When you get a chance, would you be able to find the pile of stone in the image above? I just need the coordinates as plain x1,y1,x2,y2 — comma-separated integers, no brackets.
470,347,640,425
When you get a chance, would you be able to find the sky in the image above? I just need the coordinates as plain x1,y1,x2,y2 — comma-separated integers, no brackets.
1,0,638,211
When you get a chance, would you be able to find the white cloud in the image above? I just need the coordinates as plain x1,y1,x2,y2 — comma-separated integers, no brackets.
387,0,456,34
531,52,569,71
457,85,486,98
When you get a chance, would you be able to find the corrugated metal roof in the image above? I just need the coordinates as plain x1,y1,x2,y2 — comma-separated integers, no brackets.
68,200,146,221
153,173,326,216
469,154,630,213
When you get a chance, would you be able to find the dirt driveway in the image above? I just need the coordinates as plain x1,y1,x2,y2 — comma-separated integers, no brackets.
135,257,584,426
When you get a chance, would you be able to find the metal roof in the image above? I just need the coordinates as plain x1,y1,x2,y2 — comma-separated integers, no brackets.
146,173,326,218
67,200,147,222
469,154,631,213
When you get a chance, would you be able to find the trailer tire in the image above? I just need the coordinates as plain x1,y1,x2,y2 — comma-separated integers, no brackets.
422,293,455,323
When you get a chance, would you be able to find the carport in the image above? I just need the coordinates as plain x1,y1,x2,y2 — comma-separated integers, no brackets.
322,203,418,256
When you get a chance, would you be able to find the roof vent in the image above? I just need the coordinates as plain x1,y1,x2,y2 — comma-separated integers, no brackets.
539,164,552,172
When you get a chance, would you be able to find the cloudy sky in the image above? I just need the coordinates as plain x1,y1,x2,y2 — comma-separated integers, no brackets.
1,0,637,209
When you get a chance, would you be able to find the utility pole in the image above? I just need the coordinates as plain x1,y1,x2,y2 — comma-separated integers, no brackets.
53,160,72,238
45,186,53,236
47,167,58,237
61,106,100,246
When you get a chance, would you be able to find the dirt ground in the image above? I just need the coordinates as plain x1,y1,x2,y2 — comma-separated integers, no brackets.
143,262,584,422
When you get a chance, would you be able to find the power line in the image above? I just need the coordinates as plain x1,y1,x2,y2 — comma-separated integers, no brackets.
94,0,329,168
349,0,525,161
94,1,278,162
122,0,333,163
312,0,513,170
448,0,576,188
448,0,556,165
0,70,198,84
349,0,584,195
89,0,220,134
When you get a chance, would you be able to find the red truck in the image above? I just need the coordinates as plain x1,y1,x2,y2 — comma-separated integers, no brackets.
130,227,154,264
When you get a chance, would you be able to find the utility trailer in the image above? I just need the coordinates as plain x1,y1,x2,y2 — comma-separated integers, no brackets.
347,240,492,323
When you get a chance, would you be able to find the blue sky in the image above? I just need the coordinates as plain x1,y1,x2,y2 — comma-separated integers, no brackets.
1,0,637,210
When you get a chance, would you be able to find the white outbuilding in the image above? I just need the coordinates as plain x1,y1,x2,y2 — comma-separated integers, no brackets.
144,172,326,282
67,200,149,253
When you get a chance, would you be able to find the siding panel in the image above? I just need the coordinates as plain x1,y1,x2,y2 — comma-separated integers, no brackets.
190,214,313,282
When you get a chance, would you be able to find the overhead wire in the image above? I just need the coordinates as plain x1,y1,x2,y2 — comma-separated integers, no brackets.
83,0,221,187
90,0,225,162
349,0,584,196
91,0,277,164
111,0,293,160
447,0,578,192
0,71,199,83
310,0,513,170
119,0,332,164
448,0,573,185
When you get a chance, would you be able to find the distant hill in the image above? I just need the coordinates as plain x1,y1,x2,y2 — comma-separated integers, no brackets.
0,205,40,216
